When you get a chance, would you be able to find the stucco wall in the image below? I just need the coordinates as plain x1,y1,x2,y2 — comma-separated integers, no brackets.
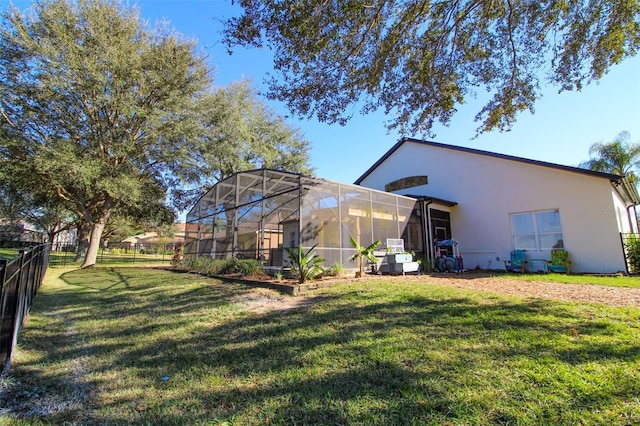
358,141,629,273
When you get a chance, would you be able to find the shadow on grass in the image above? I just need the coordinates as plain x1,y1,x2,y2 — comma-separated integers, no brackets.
3,267,639,424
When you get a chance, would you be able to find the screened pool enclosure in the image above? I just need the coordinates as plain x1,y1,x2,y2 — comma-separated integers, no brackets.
184,169,418,269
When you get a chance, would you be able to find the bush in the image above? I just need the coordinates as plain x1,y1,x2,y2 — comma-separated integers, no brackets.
325,262,344,277
236,259,264,276
177,256,265,277
625,235,640,273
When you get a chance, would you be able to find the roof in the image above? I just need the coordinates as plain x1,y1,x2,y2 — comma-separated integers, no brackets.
354,138,624,185
403,194,458,207
186,168,418,223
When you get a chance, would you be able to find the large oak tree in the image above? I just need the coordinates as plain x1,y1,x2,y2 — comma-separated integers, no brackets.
223,0,640,136
0,0,211,267
0,0,312,267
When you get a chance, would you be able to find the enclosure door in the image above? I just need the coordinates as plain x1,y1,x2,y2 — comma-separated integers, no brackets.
430,209,452,256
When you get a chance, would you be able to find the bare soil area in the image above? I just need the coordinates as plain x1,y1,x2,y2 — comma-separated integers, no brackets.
231,272,640,312
402,272,640,307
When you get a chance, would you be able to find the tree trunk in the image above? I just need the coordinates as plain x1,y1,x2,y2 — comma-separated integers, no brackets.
75,220,91,262
48,229,57,249
81,218,107,269
81,222,104,268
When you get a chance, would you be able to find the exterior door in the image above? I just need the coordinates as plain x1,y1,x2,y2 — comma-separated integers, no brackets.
431,209,452,256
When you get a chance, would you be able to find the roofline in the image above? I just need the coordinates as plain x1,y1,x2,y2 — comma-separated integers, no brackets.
185,168,308,218
354,137,624,185
186,167,418,219
403,195,458,207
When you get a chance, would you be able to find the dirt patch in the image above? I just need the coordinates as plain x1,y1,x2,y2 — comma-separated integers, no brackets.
235,271,640,308
365,272,640,307
169,266,640,309
227,288,323,313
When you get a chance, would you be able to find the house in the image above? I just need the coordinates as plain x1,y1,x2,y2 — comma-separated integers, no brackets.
121,224,186,250
0,219,45,244
354,138,640,273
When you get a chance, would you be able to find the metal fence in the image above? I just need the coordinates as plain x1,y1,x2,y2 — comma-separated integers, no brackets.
0,243,50,378
49,242,176,267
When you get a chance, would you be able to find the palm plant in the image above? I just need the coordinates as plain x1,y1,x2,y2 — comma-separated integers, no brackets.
348,236,381,278
284,245,325,284
580,131,640,183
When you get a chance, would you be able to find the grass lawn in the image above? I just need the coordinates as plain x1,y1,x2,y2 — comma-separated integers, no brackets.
507,272,640,288
1,267,638,425
0,248,20,259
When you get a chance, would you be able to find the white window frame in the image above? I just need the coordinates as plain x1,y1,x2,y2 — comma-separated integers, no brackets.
509,209,564,252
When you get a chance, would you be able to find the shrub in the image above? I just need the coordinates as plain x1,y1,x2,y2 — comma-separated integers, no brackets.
218,258,264,276
177,256,265,277
236,259,264,276
326,262,344,277
348,237,381,278
625,235,640,273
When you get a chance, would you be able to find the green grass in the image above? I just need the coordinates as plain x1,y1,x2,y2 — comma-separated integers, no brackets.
502,271,640,288
1,267,638,425
0,248,20,259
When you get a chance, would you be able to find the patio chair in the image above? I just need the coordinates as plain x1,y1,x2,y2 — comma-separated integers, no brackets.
504,249,527,273
546,249,571,274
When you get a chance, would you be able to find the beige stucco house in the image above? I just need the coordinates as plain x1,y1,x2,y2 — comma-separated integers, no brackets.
355,138,640,273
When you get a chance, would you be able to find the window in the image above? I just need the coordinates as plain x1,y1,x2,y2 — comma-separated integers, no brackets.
385,175,428,192
510,209,563,251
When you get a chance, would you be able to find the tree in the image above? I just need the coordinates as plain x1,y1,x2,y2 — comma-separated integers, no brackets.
0,0,211,267
224,0,640,136
205,80,312,181
101,176,176,246
348,236,381,278
581,131,640,232
0,133,77,246
172,79,313,211
0,1,313,268
580,131,640,183
0,184,77,246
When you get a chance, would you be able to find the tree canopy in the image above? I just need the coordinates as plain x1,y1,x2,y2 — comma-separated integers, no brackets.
174,79,313,208
223,0,640,136
0,0,311,267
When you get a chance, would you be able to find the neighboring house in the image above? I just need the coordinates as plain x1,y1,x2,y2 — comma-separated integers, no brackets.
0,219,45,243
121,224,185,250
121,231,158,249
355,138,640,273
51,227,77,250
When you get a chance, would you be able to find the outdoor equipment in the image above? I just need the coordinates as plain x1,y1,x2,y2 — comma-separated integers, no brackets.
435,239,463,272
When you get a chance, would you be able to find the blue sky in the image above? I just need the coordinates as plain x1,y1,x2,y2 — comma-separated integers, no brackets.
4,0,640,184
